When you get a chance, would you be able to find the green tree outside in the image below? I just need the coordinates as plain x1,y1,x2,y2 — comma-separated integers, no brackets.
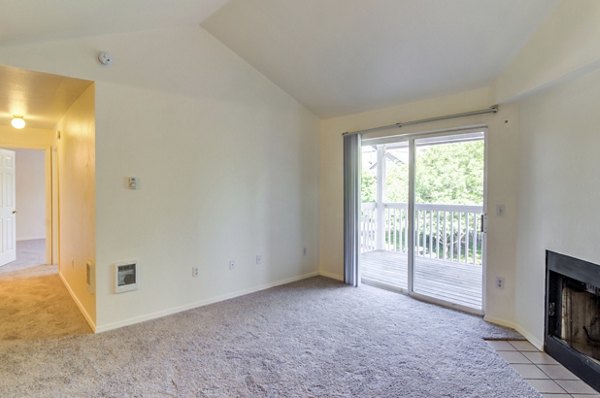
362,140,484,205
361,140,484,264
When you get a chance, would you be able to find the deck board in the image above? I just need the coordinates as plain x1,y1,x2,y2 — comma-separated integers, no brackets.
360,250,482,310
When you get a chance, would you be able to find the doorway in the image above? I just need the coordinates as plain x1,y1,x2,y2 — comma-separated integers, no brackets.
0,147,52,272
0,64,95,338
360,129,486,313
13,148,46,269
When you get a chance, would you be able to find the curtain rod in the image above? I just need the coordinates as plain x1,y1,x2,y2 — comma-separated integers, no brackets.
343,105,499,136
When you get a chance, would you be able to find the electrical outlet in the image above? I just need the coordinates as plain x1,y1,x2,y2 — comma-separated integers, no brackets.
228,260,236,271
192,267,199,278
496,276,505,289
255,255,263,265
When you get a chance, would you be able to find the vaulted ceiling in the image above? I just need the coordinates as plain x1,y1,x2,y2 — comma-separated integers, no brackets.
0,0,229,129
203,0,560,117
0,0,561,124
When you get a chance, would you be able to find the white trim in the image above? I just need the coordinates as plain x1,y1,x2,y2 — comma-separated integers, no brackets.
484,315,543,350
363,278,408,295
481,129,488,317
16,236,46,242
95,271,319,333
362,125,488,146
58,271,96,332
319,270,343,281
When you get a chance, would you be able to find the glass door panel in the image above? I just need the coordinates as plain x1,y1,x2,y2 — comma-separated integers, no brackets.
360,141,409,291
412,132,485,310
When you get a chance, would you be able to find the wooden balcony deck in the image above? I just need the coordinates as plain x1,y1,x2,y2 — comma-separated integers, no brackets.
360,250,482,310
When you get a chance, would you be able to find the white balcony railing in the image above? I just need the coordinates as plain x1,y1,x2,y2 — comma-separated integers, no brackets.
361,202,484,265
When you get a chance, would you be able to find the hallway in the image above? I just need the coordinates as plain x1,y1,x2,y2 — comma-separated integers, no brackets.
0,239,45,274
0,239,91,340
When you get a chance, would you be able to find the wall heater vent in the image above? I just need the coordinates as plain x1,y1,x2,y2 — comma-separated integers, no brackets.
114,261,138,293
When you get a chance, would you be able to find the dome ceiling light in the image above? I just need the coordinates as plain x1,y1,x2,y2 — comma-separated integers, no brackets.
11,116,26,129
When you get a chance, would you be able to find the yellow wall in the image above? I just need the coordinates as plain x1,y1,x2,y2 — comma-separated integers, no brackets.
0,126,54,148
55,84,96,329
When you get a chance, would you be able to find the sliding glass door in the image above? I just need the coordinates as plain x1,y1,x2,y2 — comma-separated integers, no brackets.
360,141,409,291
412,133,485,310
360,130,485,312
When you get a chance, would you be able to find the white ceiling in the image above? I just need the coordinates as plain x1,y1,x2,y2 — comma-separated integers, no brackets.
0,0,560,124
0,0,229,45
0,65,92,130
203,0,560,117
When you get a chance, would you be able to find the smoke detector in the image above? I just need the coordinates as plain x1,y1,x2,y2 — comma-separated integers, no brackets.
98,51,112,66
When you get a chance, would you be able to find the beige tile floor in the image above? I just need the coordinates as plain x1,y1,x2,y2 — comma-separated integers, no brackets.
487,340,599,398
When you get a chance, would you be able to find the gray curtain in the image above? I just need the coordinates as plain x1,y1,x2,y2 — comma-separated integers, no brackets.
343,133,361,286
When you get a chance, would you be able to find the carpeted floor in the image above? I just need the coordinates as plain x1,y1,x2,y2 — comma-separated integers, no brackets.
0,239,92,341
0,277,541,397
0,264,92,340
0,239,46,274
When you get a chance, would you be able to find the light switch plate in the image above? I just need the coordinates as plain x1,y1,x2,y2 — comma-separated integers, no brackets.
127,177,137,190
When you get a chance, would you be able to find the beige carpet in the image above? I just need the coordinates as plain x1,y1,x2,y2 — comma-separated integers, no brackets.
0,240,92,340
0,277,541,397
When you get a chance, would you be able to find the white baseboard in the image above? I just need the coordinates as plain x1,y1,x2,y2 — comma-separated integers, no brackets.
484,315,543,350
95,271,319,333
17,237,45,242
319,270,343,281
58,272,96,332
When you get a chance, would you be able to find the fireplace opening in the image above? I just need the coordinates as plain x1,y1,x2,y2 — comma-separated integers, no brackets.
560,279,600,363
546,251,600,392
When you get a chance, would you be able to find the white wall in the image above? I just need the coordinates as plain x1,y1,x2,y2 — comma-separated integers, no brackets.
0,26,320,331
15,149,46,241
514,66,600,347
319,86,521,324
495,0,600,103
56,84,96,327
2,2,593,340
490,0,600,347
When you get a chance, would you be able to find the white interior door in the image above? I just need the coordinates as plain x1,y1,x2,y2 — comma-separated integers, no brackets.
0,149,16,266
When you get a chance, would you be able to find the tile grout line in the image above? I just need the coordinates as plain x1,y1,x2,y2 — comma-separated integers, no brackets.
485,339,599,397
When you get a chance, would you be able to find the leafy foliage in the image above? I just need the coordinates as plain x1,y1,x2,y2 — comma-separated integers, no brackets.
362,140,484,205
415,141,483,205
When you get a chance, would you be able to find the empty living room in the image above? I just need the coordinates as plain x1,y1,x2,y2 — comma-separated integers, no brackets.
1,1,600,397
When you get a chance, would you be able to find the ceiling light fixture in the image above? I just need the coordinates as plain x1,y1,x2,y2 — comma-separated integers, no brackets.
11,116,26,129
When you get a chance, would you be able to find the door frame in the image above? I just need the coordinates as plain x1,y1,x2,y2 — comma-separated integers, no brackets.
361,127,488,315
